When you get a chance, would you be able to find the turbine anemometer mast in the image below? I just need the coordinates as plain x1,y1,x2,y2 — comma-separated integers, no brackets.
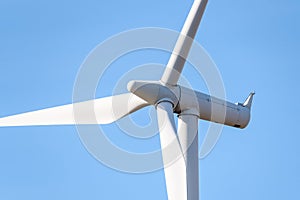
0,0,254,200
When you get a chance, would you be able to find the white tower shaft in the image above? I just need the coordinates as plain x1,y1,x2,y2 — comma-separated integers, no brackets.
178,114,199,200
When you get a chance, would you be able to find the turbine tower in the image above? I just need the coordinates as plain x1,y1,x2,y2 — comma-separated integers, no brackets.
0,0,254,199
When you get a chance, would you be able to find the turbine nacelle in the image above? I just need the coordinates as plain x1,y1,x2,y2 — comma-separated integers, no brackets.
128,80,254,129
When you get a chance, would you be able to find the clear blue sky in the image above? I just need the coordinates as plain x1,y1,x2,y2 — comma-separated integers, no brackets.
0,0,299,199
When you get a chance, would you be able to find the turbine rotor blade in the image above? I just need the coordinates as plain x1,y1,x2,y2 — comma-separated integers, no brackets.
0,93,149,127
161,0,208,85
156,101,187,200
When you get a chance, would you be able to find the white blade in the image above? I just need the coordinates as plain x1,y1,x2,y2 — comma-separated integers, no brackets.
161,0,208,85
0,93,149,127
178,114,199,200
156,101,187,200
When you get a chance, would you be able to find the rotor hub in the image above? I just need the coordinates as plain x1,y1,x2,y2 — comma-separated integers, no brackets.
127,80,180,109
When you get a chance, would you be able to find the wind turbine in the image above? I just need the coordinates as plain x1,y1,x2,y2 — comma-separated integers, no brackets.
0,0,254,199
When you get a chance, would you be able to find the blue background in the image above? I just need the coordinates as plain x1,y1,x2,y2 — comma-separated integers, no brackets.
0,0,299,199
